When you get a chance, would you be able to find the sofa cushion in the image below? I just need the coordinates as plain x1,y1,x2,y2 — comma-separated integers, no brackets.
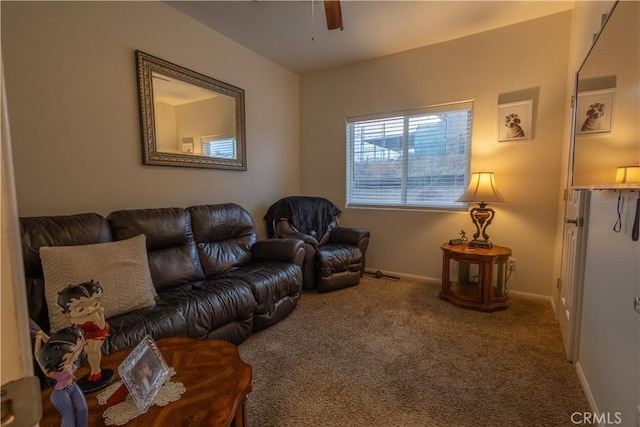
316,244,363,293
187,204,257,277
316,244,363,277
221,262,302,331
101,304,187,354
108,208,205,291
158,279,256,340
39,234,157,332
20,213,113,330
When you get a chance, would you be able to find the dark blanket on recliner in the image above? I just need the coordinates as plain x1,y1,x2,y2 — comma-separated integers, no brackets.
264,196,342,241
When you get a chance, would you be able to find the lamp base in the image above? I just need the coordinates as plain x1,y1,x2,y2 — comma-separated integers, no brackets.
468,239,493,249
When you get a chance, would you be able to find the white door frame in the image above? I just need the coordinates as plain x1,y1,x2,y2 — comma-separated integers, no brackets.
1,59,36,383
557,189,589,362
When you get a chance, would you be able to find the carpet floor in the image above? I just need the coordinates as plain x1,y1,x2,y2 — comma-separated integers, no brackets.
238,276,591,427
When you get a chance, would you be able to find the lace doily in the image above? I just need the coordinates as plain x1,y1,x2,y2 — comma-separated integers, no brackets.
97,367,186,425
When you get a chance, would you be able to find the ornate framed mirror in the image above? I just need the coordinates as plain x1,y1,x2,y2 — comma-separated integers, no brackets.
135,50,246,170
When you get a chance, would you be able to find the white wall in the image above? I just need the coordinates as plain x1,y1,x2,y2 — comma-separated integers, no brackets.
1,1,300,237
300,12,572,295
577,190,639,424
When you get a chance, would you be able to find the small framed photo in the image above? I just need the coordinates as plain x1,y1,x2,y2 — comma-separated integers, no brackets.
182,142,194,153
576,88,615,135
498,100,533,142
118,335,170,413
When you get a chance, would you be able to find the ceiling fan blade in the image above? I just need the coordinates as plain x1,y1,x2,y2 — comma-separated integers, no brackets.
323,0,343,30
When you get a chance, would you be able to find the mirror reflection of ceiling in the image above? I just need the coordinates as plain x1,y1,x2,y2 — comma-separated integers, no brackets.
151,72,236,157
152,72,220,106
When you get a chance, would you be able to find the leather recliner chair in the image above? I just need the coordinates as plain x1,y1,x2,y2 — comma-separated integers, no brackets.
264,196,370,293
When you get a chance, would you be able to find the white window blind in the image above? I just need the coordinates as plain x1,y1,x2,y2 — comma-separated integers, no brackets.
346,101,473,210
201,136,236,159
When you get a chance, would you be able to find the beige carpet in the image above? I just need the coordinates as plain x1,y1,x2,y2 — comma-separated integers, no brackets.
238,276,591,427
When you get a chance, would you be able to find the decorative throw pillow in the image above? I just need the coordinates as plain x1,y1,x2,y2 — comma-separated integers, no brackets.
40,234,157,332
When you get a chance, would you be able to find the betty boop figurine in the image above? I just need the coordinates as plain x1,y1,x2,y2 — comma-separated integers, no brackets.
57,280,114,391
35,326,88,427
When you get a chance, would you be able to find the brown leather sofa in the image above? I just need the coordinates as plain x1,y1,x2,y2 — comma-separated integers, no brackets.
21,203,304,387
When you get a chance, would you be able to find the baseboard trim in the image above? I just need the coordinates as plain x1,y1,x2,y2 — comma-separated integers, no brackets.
575,361,600,423
508,289,555,309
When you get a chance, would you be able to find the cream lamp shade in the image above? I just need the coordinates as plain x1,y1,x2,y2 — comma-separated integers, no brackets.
456,172,505,203
456,172,505,202
615,165,640,184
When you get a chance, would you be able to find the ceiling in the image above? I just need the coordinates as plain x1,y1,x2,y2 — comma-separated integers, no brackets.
167,1,574,75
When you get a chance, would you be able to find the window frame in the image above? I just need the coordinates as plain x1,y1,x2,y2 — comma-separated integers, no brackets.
345,100,473,211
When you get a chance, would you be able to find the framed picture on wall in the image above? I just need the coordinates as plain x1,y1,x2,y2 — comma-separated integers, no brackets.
575,88,615,135
497,100,533,142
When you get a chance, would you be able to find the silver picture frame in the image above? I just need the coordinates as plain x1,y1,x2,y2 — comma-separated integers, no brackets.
117,335,170,413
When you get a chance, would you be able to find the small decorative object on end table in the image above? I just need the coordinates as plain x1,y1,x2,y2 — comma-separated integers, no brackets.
440,243,512,312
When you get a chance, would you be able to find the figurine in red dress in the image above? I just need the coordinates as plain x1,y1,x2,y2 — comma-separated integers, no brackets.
35,326,88,427
57,280,114,392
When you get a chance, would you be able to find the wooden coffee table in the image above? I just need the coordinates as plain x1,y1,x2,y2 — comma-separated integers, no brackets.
39,337,252,427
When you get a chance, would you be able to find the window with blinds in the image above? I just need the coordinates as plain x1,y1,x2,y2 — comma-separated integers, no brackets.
201,136,236,159
346,101,473,210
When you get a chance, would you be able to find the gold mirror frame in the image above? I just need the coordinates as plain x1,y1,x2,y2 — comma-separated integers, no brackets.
135,50,247,170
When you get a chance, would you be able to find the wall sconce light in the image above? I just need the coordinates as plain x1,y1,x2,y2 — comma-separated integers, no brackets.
615,164,640,184
456,172,506,248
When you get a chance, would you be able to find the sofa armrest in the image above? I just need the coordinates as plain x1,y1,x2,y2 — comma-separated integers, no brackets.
280,231,318,248
273,218,319,248
252,239,306,266
331,226,370,249
331,227,370,277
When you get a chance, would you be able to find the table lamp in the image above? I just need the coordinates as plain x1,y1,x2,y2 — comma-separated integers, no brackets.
456,172,505,248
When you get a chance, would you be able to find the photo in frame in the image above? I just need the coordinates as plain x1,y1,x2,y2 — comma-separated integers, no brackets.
575,88,615,135
118,335,170,413
181,138,194,154
497,100,533,142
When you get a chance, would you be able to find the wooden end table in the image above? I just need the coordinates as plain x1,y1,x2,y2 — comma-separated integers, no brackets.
39,337,252,427
440,243,512,312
